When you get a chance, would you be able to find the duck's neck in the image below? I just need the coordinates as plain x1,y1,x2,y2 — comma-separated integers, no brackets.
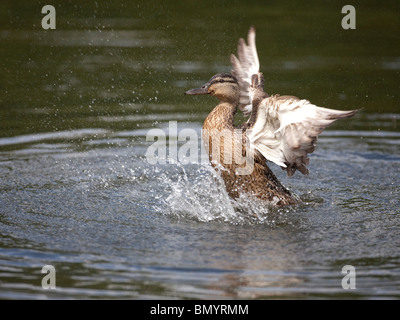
203,102,238,131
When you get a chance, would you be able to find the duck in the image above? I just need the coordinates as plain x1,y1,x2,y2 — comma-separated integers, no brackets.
185,26,358,206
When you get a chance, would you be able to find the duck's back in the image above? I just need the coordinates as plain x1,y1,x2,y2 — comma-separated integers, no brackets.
202,103,298,206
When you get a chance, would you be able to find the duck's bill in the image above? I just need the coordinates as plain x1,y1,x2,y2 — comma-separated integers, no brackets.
184,87,209,95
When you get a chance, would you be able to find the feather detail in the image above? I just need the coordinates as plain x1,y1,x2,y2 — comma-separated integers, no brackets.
231,26,260,116
247,95,359,176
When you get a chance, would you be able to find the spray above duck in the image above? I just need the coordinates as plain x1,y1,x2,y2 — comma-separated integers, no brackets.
185,26,358,206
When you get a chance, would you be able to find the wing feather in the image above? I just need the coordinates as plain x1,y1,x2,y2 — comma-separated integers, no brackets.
231,26,260,116
247,95,358,176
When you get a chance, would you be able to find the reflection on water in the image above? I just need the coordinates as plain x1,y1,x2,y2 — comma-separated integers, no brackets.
1,0,400,299
1,113,399,298
0,30,171,47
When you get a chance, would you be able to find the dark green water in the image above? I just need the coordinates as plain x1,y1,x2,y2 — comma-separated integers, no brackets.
0,0,399,299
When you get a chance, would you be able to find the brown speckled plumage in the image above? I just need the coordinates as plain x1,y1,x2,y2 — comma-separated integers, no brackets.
185,27,358,206
187,73,298,206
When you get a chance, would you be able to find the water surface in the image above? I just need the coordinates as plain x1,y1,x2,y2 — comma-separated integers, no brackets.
0,1,399,299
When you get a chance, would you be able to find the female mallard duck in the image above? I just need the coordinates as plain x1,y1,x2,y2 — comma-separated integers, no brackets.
185,27,358,206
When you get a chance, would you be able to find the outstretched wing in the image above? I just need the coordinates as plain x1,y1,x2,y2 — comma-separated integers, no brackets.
231,26,260,116
247,95,358,177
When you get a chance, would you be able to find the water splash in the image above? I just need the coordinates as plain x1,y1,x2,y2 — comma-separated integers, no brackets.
155,161,294,226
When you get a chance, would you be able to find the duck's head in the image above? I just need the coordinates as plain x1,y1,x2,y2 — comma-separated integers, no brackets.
185,73,240,103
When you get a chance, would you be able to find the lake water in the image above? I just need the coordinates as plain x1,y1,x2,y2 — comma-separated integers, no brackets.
0,1,399,299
